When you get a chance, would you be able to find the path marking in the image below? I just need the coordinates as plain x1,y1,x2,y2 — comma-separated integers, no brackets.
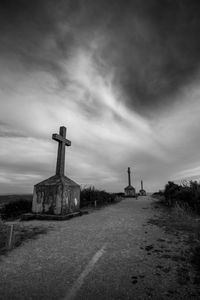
64,244,106,300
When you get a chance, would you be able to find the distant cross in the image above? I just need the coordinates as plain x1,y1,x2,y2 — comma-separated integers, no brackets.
52,126,71,176
128,167,131,186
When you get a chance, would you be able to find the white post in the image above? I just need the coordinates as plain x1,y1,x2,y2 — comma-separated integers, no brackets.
7,224,14,250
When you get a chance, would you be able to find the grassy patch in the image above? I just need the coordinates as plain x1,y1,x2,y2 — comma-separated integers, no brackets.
149,201,199,234
149,199,200,280
0,222,48,255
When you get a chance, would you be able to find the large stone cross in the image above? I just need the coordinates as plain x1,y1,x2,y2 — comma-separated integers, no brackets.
52,126,71,176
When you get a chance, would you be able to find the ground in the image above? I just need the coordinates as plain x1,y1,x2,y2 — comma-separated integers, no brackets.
0,196,200,299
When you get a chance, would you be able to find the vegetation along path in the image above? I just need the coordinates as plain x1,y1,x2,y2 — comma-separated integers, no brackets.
0,196,200,299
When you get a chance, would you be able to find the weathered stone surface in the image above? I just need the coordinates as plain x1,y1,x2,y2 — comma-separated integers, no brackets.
124,185,136,197
32,175,80,215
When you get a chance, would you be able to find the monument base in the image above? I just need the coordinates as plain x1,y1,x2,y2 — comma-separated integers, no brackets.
139,189,146,196
32,175,80,215
124,185,136,197
21,211,88,221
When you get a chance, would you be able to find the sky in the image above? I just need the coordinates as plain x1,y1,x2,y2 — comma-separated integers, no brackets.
1,0,200,194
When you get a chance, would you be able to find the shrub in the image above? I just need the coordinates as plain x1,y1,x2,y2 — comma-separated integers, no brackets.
80,186,116,208
174,188,194,207
1,199,32,220
164,181,180,205
161,180,200,214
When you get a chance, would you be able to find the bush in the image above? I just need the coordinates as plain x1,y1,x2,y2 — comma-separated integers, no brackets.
1,199,32,220
161,180,200,214
174,188,194,207
80,186,116,208
164,181,180,205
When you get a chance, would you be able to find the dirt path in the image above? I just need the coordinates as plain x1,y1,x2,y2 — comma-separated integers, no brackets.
0,196,199,299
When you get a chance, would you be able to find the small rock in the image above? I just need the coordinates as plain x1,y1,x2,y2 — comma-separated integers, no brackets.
132,279,138,284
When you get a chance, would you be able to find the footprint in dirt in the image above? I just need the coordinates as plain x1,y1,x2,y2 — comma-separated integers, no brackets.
131,276,138,284
152,249,164,253
165,290,177,297
145,245,154,251
156,265,164,269
160,254,171,259
162,267,171,273
157,238,165,242
131,274,145,285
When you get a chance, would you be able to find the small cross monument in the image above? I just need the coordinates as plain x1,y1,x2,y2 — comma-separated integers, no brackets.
139,180,146,196
32,126,80,215
124,167,136,197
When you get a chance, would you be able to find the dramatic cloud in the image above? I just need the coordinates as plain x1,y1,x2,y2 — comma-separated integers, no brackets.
0,0,200,193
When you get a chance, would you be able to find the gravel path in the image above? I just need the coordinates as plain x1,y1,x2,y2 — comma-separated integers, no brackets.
0,196,199,299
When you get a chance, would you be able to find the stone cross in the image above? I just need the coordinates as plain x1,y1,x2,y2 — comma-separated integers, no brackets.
128,167,131,186
52,126,71,176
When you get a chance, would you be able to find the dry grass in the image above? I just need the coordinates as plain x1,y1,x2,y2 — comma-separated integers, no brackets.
174,202,193,218
0,221,8,254
149,200,200,276
0,221,48,255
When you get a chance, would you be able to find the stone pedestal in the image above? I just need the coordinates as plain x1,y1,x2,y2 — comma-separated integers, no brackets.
124,185,136,197
139,189,146,196
32,175,80,215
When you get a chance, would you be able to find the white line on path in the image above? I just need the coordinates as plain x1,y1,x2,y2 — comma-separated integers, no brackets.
64,244,107,300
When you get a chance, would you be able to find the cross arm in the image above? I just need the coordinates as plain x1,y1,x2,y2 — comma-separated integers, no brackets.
52,133,71,146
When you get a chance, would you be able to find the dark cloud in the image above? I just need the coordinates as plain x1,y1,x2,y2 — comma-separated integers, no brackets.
1,0,200,113
99,0,200,112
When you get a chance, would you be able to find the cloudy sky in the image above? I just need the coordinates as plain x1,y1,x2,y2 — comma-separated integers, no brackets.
1,0,200,194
